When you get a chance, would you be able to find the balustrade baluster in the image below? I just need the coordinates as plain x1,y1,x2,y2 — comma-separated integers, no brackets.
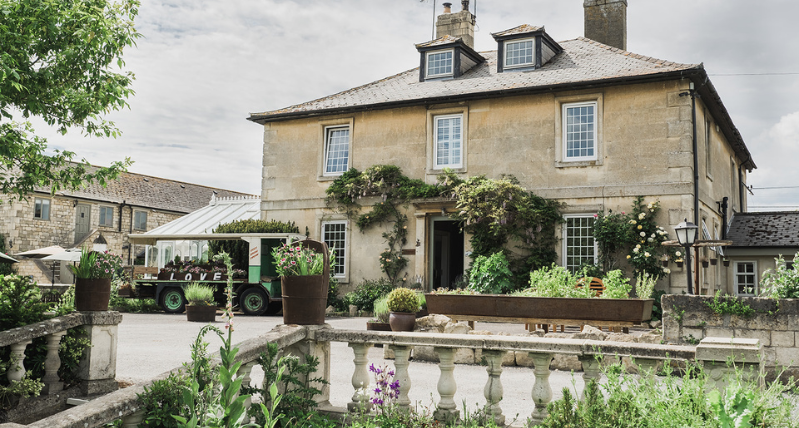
347,342,373,412
579,355,601,401
8,340,31,382
42,332,67,394
237,361,257,413
529,352,554,425
433,347,459,423
482,349,506,426
121,409,145,428
635,357,659,375
389,345,413,412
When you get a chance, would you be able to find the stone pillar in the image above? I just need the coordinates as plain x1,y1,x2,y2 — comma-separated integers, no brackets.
433,347,459,423
79,312,123,395
42,332,67,394
390,345,413,412
579,355,601,400
347,342,373,412
7,340,31,382
529,352,554,425
282,324,331,405
414,212,427,289
482,350,506,426
696,337,763,392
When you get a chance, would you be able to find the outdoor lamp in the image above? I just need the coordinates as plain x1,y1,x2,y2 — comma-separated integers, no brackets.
93,234,108,253
674,219,698,294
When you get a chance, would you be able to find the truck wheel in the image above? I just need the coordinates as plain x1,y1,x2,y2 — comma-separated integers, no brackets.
240,287,268,316
161,287,186,313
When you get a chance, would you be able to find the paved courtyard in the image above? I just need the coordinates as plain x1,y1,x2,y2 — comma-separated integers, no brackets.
117,313,586,423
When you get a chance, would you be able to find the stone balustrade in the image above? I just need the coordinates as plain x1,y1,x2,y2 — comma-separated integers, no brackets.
0,312,122,398
0,323,762,427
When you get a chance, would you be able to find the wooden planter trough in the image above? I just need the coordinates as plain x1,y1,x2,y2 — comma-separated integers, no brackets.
425,294,654,330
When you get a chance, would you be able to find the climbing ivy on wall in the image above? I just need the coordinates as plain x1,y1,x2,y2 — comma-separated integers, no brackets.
326,165,562,289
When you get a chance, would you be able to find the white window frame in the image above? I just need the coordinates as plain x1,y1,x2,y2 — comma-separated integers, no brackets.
99,205,114,227
133,210,148,231
322,220,348,279
34,197,51,220
562,101,598,162
323,125,350,176
426,49,454,78
504,38,535,69
433,114,463,169
562,214,598,273
734,261,757,296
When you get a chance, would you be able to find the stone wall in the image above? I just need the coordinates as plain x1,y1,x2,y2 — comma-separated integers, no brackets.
662,294,799,380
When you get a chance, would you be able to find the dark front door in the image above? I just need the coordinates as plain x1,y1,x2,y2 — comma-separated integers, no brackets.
75,204,91,243
429,219,465,290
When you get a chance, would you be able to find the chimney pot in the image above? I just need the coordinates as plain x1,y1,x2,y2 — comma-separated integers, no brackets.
461,0,469,11
443,2,451,13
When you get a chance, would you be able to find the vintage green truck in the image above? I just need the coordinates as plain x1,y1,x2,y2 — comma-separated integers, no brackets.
127,232,305,315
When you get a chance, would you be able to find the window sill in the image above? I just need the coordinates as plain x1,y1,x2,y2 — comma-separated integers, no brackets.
318,175,341,182
555,159,600,168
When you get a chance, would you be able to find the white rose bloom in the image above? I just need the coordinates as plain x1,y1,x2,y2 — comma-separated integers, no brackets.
644,252,650,257
633,248,640,253
664,268,671,274
638,213,646,220
640,232,646,237
647,238,654,242
675,251,682,257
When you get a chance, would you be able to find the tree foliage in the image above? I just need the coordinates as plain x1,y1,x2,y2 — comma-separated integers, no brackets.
0,0,140,201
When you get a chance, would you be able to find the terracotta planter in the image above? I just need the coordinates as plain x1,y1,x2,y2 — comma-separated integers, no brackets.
280,238,331,326
186,305,217,322
389,312,416,331
425,293,654,323
75,278,112,311
366,321,392,331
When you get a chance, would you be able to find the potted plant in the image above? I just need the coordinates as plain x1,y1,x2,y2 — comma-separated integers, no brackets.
387,287,419,332
701,259,709,268
723,258,730,267
184,282,216,322
366,294,391,331
69,248,122,311
710,258,718,266
273,239,330,325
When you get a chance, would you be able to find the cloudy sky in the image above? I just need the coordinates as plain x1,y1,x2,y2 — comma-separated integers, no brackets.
38,0,799,210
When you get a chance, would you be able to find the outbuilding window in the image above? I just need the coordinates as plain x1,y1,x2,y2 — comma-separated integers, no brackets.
34,198,51,220
734,261,757,296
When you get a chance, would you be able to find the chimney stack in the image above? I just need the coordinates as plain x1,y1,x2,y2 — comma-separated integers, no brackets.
583,0,627,50
436,1,475,48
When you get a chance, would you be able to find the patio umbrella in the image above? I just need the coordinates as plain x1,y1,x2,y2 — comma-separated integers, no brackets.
0,252,18,264
41,248,83,262
15,245,66,285
15,245,66,258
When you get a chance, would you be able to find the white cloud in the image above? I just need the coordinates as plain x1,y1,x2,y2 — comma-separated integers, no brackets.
747,111,799,210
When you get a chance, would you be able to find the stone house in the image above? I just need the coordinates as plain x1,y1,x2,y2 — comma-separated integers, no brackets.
248,0,755,294
1,169,251,285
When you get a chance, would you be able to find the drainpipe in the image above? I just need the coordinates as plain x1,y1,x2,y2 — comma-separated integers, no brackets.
680,83,700,225
118,200,126,232
128,205,134,265
719,197,728,239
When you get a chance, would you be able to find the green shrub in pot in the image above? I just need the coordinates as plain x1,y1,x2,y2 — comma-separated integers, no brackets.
183,282,215,306
386,287,419,313
373,294,390,323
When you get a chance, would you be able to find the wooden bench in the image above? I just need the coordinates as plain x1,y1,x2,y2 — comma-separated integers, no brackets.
126,266,158,279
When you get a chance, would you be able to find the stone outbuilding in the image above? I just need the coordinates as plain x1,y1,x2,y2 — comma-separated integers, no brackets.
1,168,252,285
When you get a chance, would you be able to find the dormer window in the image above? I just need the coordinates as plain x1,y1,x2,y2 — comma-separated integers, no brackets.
492,24,562,74
415,36,485,82
504,38,534,69
426,50,454,78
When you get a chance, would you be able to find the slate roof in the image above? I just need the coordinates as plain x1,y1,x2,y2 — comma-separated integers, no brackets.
491,24,544,38
35,168,254,214
727,212,799,248
250,37,698,120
